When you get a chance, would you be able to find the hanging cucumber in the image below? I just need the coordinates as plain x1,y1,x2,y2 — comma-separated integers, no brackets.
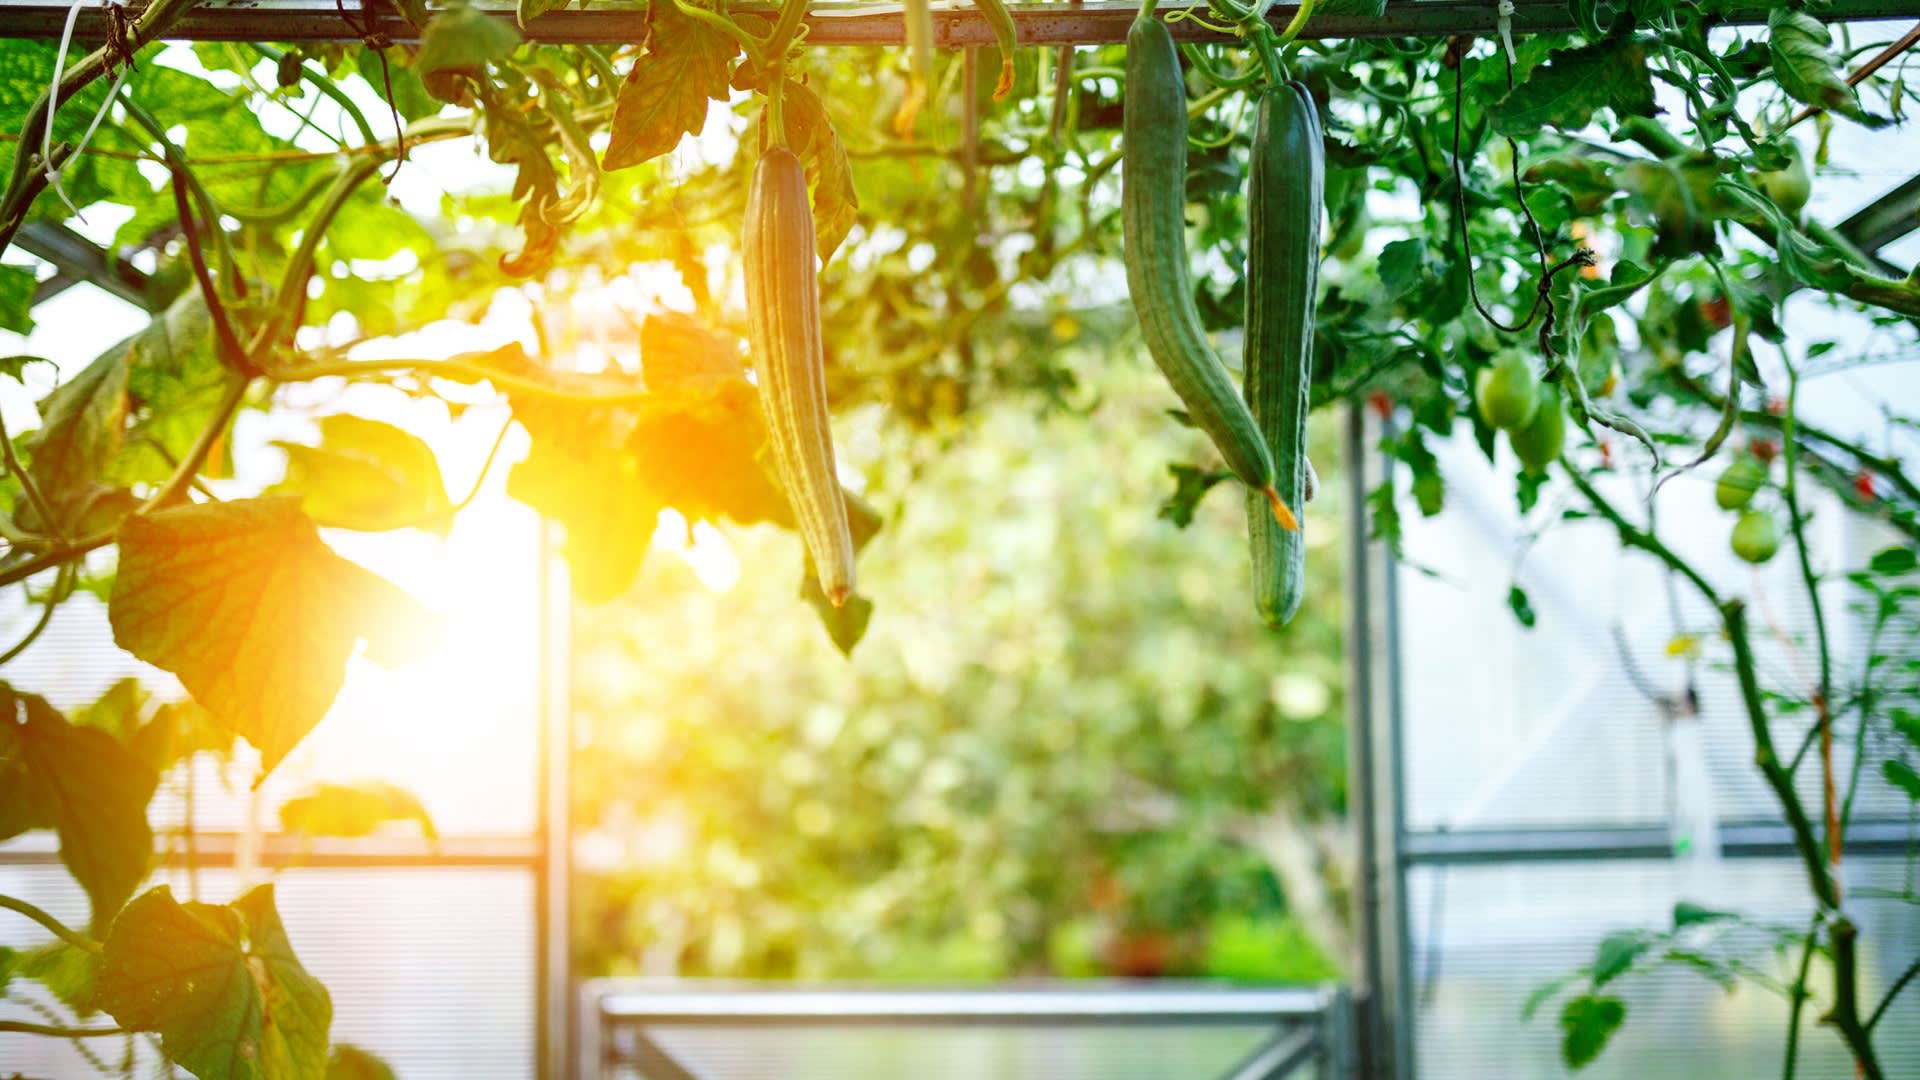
895,0,935,134
744,145,856,606
1123,13,1293,529
1244,81,1325,628
972,0,1019,100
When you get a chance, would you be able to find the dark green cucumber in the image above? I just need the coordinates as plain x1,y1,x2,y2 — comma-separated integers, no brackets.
1122,15,1289,526
1244,82,1324,628
744,146,856,606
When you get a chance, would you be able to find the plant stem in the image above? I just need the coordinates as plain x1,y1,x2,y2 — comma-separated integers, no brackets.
1828,917,1884,1080
1868,953,1920,1031
249,43,379,145
1560,464,1721,604
0,407,63,543
0,564,72,666
0,1020,125,1038
0,893,103,955
1782,914,1822,1080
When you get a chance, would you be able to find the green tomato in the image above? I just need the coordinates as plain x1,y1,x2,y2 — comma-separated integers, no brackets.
1731,510,1781,564
1508,384,1566,474
1756,140,1812,221
1715,456,1767,511
1475,355,1541,431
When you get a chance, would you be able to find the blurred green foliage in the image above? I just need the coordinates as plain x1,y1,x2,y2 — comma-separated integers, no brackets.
570,352,1348,983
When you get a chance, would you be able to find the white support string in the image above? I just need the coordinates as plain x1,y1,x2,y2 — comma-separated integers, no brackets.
43,0,132,221
1495,0,1516,64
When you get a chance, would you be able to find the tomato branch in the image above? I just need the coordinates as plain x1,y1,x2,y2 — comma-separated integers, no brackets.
0,403,64,544
1781,912,1823,1080
168,164,255,377
0,893,103,955
1777,357,1838,871
0,563,74,665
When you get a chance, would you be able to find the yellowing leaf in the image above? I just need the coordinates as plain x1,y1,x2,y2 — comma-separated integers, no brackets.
270,414,453,535
0,683,158,930
603,0,736,171
1665,634,1701,658
98,885,331,1080
779,79,859,263
108,498,438,775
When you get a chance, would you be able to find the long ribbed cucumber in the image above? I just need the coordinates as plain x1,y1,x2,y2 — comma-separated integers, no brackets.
1122,14,1293,528
744,146,856,606
1244,82,1324,628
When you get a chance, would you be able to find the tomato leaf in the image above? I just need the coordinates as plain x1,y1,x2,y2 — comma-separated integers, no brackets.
1506,584,1537,629
1158,464,1230,529
1589,930,1648,986
603,0,736,171
1768,10,1890,129
1559,994,1626,1070
98,884,331,1080
1489,33,1658,136
0,683,157,930
270,414,453,535
1868,545,1917,575
108,498,438,776
414,2,523,103
1885,758,1920,802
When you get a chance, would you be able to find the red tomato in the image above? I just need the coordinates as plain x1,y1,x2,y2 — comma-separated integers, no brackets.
1855,471,1877,501
1368,391,1393,419
1751,439,1778,463
1700,296,1732,330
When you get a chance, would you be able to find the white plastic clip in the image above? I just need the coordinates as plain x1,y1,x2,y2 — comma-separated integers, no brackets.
1495,0,1517,65
44,0,132,222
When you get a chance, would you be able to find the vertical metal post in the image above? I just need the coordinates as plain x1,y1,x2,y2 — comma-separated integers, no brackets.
536,524,574,1079
1344,401,1413,1080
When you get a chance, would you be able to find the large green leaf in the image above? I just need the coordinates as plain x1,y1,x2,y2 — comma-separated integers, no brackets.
1489,33,1658,135
602,0,736,170
98,884,331,1080
0,683,157,929
108,498,437,775
1768,9,1889,128
270,414,453,535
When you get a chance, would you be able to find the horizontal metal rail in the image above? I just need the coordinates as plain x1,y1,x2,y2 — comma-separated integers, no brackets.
588,981,1346,1080
16,221,155,310
1838,171,1920,257
1403,818,1916,866
2,0,1918,47
0,831,542,868
592,982,1339,1027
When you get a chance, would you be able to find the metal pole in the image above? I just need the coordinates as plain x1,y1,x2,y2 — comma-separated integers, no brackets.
536,522,574,1080
3,0,1918,46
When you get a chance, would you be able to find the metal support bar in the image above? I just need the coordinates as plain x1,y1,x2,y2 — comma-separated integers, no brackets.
0,832,541,868
1403,818,1916,866
15,221,153,311
1836,171,1920,257
1217,1025,1320,1080
4,0,1919,47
